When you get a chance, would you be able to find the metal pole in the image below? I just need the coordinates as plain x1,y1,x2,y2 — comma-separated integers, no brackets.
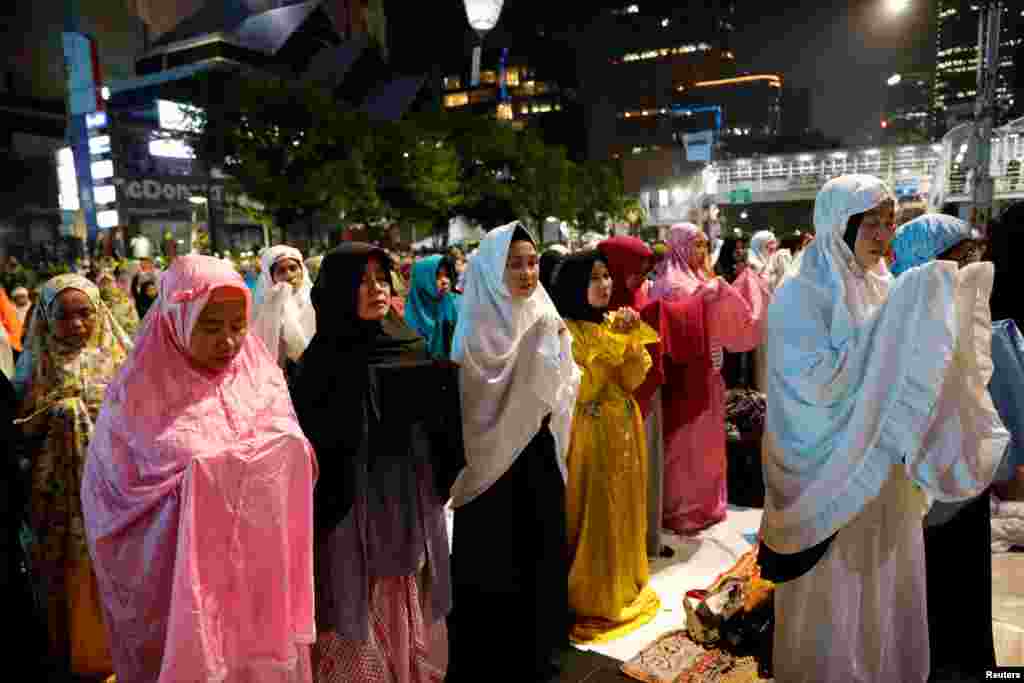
971,0,1003,236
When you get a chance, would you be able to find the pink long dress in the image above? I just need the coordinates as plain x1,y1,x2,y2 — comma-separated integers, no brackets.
646,224,766,534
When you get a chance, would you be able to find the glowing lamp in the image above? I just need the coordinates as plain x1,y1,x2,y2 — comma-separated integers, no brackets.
464,0,505,87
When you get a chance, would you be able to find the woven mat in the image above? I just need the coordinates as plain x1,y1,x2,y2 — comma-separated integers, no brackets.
620,629,772,683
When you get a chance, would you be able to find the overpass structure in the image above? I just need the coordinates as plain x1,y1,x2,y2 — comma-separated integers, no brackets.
642,117,1024,225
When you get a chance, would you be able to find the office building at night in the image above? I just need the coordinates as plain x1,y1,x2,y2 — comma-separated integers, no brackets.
884,71,934,143
934,0,1021,133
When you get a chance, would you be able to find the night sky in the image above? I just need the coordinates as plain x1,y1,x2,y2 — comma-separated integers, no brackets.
1,0,937,145
401,0,936,145
730,0,935,144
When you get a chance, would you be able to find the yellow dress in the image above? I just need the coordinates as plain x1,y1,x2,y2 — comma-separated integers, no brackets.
566,318,662,643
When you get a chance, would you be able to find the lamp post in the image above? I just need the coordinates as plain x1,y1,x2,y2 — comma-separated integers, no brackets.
970,0,1004,236
463,0,504,87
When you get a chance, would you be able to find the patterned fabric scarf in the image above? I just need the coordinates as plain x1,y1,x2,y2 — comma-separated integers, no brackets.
21,274,131,568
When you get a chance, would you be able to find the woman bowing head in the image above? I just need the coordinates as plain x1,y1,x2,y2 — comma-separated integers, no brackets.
82,255,318,683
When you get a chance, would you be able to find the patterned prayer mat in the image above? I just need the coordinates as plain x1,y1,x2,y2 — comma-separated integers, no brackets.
620,629,772,683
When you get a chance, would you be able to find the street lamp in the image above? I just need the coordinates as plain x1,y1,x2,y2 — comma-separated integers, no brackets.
887,73,902,87
885,0,911,14
464,0,504,87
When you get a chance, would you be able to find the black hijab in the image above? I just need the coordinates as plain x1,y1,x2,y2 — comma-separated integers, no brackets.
551,249,608,324
989,201,1024,330
716,236,748,282
291,242,426,530
133,272,159,319
540,249,567,294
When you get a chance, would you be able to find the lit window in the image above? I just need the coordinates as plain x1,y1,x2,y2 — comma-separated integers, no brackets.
444,76,462,90
505,68,520,87
90,159,114,180
97,209,119,229
627,4,639,13
497,102,514,120
444,93,469,108
480,71,498,84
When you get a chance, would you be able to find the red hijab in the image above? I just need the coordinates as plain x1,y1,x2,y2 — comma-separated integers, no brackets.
599,236,654,311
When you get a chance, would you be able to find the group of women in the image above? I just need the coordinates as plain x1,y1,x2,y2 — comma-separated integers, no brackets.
5,172,1019,683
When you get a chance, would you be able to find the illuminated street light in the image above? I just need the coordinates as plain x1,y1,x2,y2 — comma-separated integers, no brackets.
886,0,911,14
887,73,902,86
464,0,505,86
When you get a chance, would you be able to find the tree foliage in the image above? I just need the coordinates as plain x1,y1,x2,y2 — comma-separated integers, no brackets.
187,79,636,246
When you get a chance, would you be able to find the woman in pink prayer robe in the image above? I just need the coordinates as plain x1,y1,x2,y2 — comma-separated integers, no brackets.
644,223,767,535
81,254,318,683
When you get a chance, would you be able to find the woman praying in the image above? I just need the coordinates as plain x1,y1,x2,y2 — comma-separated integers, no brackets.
291,243,453,683
552,249,661,643
890,212,1004,679
446,222,580,683
598,236,672,558
82,255,317,683
252,245,316,374
645,223,766,535
404,255,459,359
760,176,1007,682
15,274,132,679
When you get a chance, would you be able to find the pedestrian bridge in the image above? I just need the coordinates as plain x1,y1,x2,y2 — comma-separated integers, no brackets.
642,119,1024,224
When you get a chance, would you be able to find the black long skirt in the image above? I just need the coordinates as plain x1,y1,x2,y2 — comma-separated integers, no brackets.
923,490,996,679
446,423,569,682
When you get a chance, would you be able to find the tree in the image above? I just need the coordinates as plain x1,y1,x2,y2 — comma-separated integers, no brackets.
374,114,464,247
187,77,382,246
574,159,635,234
508,130,578,232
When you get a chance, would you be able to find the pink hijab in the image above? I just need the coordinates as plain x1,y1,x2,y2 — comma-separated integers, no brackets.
649,222,712,301
82,255,317,683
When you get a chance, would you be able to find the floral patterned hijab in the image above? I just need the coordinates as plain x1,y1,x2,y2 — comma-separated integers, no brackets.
16,274,132,409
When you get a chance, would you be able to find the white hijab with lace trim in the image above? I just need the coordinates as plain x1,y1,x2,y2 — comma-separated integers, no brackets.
450,222,581,506
761,174,1007,553
251,245,316,364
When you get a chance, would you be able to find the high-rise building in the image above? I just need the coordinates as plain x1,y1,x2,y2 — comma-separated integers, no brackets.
576,1,739,162
934,1,1021,134
884,71,934,143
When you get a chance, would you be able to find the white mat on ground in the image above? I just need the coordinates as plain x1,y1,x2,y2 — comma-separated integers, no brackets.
574,505,764,663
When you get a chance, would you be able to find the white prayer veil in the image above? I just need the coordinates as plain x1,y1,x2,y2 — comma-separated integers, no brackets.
761,174,1007,552
251,245,316,364
450,222,581,507
747,230,777,274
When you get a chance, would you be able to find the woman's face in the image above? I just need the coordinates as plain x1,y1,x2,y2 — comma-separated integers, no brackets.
13,291,29,308
587,260,613,309
689,231,710,270
624,258,652,291
435,263,452,296
188,287,248,371
733,241,748,263
52,289,97,346
853,201,897,270
357,256,392,321
272,258,303,291
765,239,778,256
504,240,539,298
452,256,466,275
